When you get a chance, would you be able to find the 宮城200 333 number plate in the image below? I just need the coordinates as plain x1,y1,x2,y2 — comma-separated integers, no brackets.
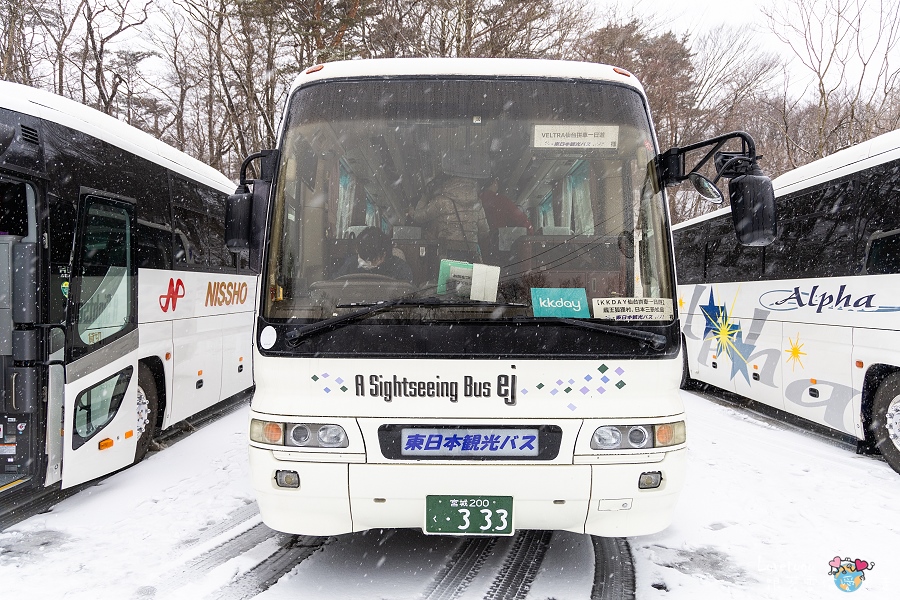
424,495,513,535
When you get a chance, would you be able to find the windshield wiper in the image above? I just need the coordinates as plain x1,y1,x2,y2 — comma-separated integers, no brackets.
285,297,526,346
552,318,667,350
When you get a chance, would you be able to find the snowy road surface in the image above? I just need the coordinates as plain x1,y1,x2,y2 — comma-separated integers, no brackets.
1,389,897,599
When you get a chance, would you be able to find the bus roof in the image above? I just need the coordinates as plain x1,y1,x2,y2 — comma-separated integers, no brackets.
772,128,900,196
290,58,645,95
0,81,235,193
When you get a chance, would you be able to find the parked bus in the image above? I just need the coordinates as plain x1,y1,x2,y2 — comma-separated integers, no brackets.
674,128,900,475
0,81,256,508
225,58,775,537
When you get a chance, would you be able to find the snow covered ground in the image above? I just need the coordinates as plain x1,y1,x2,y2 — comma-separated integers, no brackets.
0,389,897,599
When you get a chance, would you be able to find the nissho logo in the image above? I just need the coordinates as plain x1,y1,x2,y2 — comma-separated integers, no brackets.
531,288,590,318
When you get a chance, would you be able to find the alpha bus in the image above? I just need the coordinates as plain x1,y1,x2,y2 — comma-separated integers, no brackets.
226,58,776,536
0,81,256,511
675,128,900,475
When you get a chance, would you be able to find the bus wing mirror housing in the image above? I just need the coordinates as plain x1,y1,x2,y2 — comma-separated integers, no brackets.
729,171,777,247
225,149,279,272
225,185,253,251
660,131,777,247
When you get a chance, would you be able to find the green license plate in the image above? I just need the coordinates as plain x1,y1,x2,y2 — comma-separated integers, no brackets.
425,495,514,535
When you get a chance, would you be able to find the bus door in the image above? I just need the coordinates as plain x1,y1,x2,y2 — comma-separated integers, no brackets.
0,178,40,494
61,194,139,487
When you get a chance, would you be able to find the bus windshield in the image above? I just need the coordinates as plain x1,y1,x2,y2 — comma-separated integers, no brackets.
265,77,673,325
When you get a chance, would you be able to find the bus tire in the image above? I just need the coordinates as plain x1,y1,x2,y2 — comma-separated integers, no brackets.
135,365,159,464
871,372,900,475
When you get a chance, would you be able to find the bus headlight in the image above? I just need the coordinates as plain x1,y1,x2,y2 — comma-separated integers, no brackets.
287,424,311,446
251,419,350,448
627,425,651,449
592,426,622,449
590,421,685,450
317,424,348,448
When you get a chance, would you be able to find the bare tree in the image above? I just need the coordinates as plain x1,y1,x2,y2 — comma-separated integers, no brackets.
1,1,40,84
763,0,900,165
32,0,88,95
78,0,152,114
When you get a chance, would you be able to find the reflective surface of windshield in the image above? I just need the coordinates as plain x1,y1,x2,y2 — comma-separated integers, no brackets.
265,78,673,325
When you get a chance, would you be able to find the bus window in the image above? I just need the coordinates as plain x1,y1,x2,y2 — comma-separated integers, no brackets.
0,181,29,237
864,229,900,274
72,367,132,450
74,198,134,350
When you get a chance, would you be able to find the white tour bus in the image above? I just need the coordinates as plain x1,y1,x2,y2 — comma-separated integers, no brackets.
674,128,900,475
225,58,776,537
0,81,256,510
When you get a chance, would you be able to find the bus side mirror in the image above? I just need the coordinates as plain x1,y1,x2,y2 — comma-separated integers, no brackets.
225,149,279,272
225,185,253,251
729,172,777,246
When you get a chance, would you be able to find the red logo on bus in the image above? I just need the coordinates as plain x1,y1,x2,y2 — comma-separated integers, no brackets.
159,278,186,312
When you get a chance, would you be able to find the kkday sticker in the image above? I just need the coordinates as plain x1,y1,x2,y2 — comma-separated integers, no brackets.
530,288,590,318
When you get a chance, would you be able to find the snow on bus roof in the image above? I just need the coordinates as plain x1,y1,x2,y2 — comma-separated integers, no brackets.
0,80,234,193
289,57,645,94
772,128,900,196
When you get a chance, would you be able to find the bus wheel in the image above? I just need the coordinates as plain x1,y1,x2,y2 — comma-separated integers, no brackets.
135,365,159,464
871,373,900,475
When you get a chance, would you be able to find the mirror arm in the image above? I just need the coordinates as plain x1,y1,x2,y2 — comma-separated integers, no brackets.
660,131,758,187
238,149,279,185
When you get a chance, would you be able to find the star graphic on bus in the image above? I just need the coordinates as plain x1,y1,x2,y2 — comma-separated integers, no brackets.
785,333,806,371
700,290,755,384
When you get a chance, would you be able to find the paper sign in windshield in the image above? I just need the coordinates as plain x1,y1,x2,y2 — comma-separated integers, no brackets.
533,125,619,149
592,297,674,321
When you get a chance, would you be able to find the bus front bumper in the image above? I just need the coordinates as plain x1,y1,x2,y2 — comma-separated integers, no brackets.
249,446,686,537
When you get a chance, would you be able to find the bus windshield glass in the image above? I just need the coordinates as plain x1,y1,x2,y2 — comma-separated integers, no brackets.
265,77,673,325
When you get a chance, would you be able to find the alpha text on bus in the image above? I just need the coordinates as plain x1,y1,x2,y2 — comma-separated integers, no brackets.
674,128,900,475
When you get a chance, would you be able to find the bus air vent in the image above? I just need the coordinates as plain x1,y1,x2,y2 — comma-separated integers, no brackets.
20,125,39,145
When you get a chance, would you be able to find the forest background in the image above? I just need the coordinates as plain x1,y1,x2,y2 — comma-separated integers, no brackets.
2,0,898,222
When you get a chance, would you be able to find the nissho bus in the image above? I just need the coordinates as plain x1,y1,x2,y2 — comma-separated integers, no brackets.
675,128,900,475
0,82,256,509
225,58,776,536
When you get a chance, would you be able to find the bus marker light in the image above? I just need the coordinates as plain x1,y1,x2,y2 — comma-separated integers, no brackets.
613,67,632,77
810,378,817,385
856,360,864,368
306,64,324,74
165,352,171,360
98,438,114,450
250,419,284,444
638,471,662,489
275,470,300,488
654,422,686,447
125,430,133,439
